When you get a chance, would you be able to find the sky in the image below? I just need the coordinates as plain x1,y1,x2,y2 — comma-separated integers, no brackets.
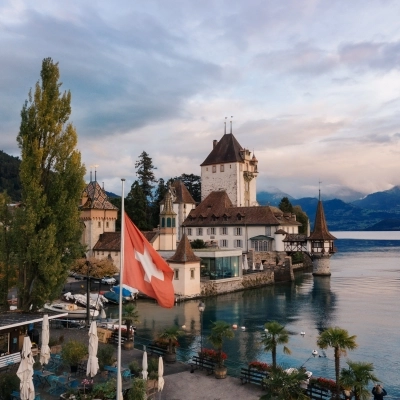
1,0,400,200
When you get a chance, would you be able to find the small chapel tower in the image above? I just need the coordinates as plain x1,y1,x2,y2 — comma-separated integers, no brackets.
159,189,177,251
200,121,258,207
80,177,118,257
307,194,336,276
167,234,201,296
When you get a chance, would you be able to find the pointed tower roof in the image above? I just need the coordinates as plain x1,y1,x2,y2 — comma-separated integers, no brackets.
200,133,244,166
81,181,118,210
167,234,201,263
308,200,336,240
160,180,196,205
160,190,176,216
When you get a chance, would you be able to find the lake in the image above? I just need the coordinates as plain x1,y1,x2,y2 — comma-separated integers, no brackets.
110,232,400,398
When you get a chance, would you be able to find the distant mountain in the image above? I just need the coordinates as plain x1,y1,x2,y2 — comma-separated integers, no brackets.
320,186,365,203
0,150,21,201
105,191,119,198
257,187,293,206
352,186,400,213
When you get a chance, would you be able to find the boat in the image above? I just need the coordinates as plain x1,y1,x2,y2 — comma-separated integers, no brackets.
63,292,108,310
44,302,100,319
111,284,139,301
103,291,126,305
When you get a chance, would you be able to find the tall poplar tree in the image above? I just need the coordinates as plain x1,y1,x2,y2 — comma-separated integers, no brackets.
14,58,85,310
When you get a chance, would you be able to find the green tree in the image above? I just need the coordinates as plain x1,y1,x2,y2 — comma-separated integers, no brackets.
190,239,207,249
317,327,358,399
208,321,234,368
278,197,293,213
125,181,149,230
122,304,140,340
71,257,118,278
150,177,168,227
158,325,184,355
261,321,291,369
0,193,17,306
14,57,86,310
261,367,309,400
135,151,157,200
172,173,201,203
340,360,379,400
293,205,309,234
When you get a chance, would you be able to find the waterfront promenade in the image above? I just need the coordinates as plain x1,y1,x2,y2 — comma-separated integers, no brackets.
46,326,262,400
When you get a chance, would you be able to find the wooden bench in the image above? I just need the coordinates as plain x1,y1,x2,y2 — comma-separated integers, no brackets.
190,356,215,375
305,385,331,400
0,353,21,371
240,367,268,389
147,344,166,357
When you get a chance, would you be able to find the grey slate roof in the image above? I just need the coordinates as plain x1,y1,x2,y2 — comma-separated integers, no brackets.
200,134,244,166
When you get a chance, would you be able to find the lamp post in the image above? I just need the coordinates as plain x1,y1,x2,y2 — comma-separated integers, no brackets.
85,260,92,327
198,301,205,356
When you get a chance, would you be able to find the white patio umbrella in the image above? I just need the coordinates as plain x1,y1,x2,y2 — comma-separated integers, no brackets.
17,336,35,400
141,350,148,380
259,263,264,271
243,254,249,271
252,261,256,271
86,321,99,377
40,314,50,365
157,356,164,395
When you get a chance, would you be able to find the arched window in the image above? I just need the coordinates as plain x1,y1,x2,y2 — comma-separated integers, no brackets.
167,218,171,227
161,217,165,227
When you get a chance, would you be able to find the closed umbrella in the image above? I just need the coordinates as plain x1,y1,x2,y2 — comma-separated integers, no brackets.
17,336,35,400
100,308,107,320
252,261,256,271
142,350,148,380
157,356,164,397
40,314,50,365
243,254,249,271
86,321,99,377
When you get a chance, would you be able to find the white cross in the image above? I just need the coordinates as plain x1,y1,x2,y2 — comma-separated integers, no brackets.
135,246,165,283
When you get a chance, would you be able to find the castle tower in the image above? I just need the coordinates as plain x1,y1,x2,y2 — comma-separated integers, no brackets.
159,189,177,251
307,198,336,276
167,234,201,296
80,180,118,257
200,124,258,207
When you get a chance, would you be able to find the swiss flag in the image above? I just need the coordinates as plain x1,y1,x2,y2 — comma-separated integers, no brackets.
123,213,175,308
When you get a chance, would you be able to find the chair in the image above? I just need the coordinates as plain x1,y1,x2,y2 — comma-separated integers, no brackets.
47,376,61,395
121,369,133,381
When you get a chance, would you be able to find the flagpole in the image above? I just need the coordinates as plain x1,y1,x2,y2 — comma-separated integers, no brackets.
117,178,125,400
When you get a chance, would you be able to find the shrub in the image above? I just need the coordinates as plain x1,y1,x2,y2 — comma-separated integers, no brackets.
129,378,146,400
97,345,115,371
0,373,19,400
129,360,141,376
61,340,88,366
93,378,116,399
248,361,271,372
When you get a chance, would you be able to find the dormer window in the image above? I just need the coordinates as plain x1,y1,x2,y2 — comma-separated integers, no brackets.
223,214,228,221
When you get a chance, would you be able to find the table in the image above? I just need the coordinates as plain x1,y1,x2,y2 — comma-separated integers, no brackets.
34,370,54,387
56,376,79,394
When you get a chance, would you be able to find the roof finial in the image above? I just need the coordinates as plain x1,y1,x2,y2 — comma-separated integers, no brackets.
90,167,92,182
230,116,233,134
318,180,322,201
93,164,99,182
224,117,227,135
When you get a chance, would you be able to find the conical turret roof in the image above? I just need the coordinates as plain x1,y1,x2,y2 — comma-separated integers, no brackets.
200,133,244,166
167,234,201,263
308,200,336,240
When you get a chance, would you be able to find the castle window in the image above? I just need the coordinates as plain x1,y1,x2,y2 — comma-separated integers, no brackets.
220,227,228,235
223,215,228,221
174,269,179,280
237,214,243,221
97,252,100,256
234,240,242,248
187,228,192,236
220,165,224,172
235,227,242,236
220,239,228,248
98,221,101,228
190,269,195,279
106,221,109,228
167,218,171,227
212,165,216,173
197,228,203,236
161,217,165,227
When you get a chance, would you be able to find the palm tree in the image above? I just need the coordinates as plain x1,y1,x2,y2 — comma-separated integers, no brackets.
208,320,234,368
261,321,291,369
261,367,310,400
317,327,357,399
158,326,184,355
122,304,140,340
340,360,379,400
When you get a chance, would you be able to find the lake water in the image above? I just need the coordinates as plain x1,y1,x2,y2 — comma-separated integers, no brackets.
110,232,400,398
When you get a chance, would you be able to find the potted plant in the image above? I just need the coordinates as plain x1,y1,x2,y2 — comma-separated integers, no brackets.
61,340,88,373
157,326,184,363
208,320,234,379
122,304,140,350
97,344,115,372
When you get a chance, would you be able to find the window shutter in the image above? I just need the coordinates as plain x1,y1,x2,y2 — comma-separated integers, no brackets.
207,228,210,235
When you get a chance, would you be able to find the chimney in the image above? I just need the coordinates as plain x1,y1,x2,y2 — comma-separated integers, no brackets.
213,140,218,148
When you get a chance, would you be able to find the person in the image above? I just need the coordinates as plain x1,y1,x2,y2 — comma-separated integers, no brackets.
372,384,387,399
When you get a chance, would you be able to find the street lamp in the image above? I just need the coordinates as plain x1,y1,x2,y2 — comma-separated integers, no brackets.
198,301,205,356
85,260,92,327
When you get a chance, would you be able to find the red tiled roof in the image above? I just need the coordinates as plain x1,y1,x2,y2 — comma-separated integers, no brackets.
93,232,121,251
182,191,300,227
200,134,244,166
308,200,336,240
81,181,118,210
168,234,201,263
142,230,159,243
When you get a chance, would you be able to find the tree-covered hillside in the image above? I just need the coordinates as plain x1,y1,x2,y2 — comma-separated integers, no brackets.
0,150,21,201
